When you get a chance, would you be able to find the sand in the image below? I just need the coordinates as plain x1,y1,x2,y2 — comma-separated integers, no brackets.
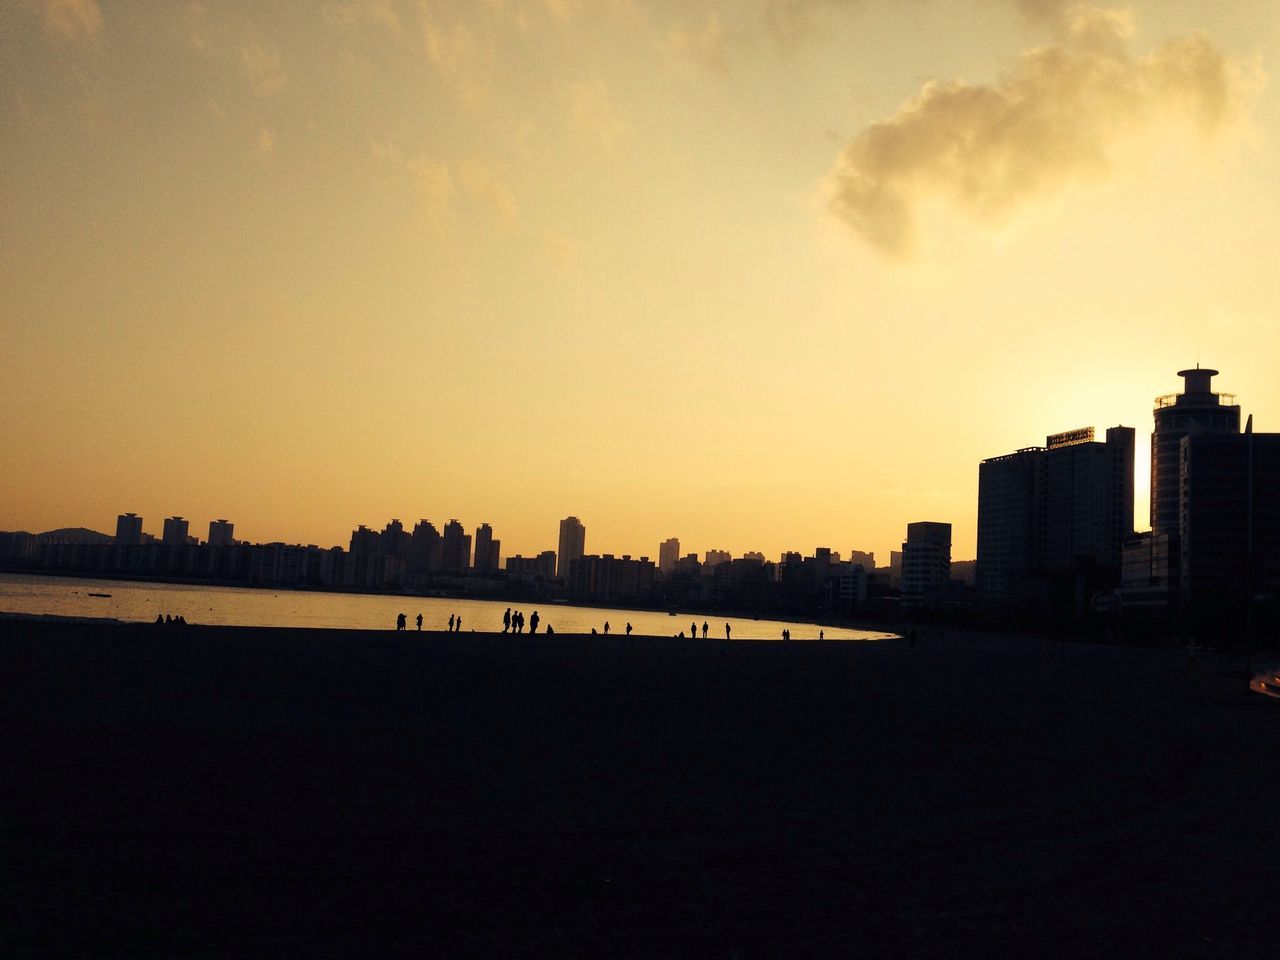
3,620,1277,958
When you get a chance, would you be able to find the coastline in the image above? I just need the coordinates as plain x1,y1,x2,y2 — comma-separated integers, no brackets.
4,619,1278,957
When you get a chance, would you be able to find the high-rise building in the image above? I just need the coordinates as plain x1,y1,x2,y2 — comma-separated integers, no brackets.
848,550,875,571
473,523,500,573
659,537,680,574
441,520,471,573
208,519,234,548
381,519,410,560
900,522,951,607
115,513,143,546
704,549,731,569
1151,367,1240,536
162,516,189,547
557,516,585,580
977,426,1134,608
410,520,441,573
568,554,655,603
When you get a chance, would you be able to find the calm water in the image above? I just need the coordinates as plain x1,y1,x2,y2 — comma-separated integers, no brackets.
0,572,896,642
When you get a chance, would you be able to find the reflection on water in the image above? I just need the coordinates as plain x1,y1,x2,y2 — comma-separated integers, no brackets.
0,572,895,642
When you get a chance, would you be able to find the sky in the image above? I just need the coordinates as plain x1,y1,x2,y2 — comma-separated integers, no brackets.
2,0,1278,565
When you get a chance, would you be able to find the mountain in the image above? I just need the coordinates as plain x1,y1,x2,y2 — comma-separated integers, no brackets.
38,528,115,545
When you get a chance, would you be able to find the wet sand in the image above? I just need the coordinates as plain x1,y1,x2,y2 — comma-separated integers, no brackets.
3,620,1277,958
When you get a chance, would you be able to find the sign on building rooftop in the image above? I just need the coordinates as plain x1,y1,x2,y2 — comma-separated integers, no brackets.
1046,427,1095,449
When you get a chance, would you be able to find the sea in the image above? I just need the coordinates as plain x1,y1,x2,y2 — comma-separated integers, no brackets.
0,571,896,642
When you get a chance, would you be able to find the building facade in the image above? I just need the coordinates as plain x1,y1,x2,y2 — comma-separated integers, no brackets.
557,516,585,580
901,521,951,607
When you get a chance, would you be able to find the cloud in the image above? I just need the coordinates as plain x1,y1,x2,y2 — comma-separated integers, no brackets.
764,0,858,53
324,0,402,34
373,141,455,227
458,161,518,228
567,78,630,153
665,12,736,74
257,127,276,155
34,0,102,45
827,4,1261,258
241,41,286,97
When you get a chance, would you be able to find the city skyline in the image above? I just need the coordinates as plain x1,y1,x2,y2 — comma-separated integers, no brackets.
3,1,1279,567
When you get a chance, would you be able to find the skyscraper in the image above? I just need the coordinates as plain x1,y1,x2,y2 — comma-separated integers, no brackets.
659,537,680,574
208,519,234,548
901,522,951,607
441,520,471,573
1151,367,1240,536
162,516,189,547
557,516,585,580
473,523,501,574
115,513,143,546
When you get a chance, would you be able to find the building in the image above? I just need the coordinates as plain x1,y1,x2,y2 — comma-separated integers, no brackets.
410,520,441,573
557,516,585,580
900,522,951,608
742,551,767,563
473,523,500,574
658,537,680,574
568,554,655,603
115,513,143,546
848,550,875,571
704,549,731,569
162,516,189,548
207,519,234,548
441,520,471,573
507,551,557,579
977,426,1135,610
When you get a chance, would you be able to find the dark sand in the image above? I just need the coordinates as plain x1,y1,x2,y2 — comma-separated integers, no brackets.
3,621,1277,958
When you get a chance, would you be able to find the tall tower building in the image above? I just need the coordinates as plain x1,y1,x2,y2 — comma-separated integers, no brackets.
901,522,951,607
162,516,189,547
441,520,471,573
115,513,143,546
473,523,501,573
208,519,234,548
1151,367,1240,536
557,516,586,580
659,537,680,574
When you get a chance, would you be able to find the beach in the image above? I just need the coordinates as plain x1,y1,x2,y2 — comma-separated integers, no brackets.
3,620,1277,958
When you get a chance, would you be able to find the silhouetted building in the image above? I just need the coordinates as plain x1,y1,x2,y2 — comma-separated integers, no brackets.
115,513,143,546
207,519,234,548
350,524,379,554
978,426,1134,610
380,519,410,561
162,516,189,548
410,520,441,573
659,537,680,574
473,523,500,574
557,516,585,580
848,550,875,571
507,551,557,579
441,520,471,573
569,554,654,603
704,549,731,569
901,522,951,608
742,550,766,563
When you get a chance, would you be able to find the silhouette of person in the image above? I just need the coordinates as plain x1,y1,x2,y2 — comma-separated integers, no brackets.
517,611,524,633
503,608,511,633
456,615,463,632
417,613,423,631
155,614,163,624
397,613,406,631
691,622,697,639
678,631,685,638
165,614,172,624
604,621,610,635
725,623,731,640
702,622,708,639
591,627,598,635
530,611,540,634
626,622,632,636
819,629,824,641
448,614,455,632
546,624,554,635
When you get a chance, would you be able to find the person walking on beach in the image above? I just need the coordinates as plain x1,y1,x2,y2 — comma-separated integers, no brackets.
417,613,423,631
530,611,540,634
456,615,463,633
604,621,610,635
517,611,525,633
725,623,731,640
702,622,708,639
503,608,511,633
396,613,407,631
820,629,824,641
691,621,698,639
626,622,632,636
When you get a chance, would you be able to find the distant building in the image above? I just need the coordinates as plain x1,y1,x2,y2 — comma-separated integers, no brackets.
658,537,680,574
557,516,585,580
410,520,441,573
704,549,731,569
162,516,189,548
115,513,143,546
473,523,500,573
569,554,655,603
848,550,875,571
441,520,471,573
208,519,234,548
381,519,410,560
888,551,902,588
507,551,556,579
349,524,379,554
901,522,951,607
742,551,766,563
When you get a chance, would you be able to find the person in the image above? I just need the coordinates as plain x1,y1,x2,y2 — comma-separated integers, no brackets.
819,629,824,641
155,614,163,624
516,611,524,633
702,621,708,639
416,613,423,631
546,624,554,636
604,621,610,635
725,623,731,640
456,615,463,632
530,611,540,634
448,614,455,632
691,622,698,639
396,613,407,631
591,627,598,635
503,608,511,633
626,622,632,636
165,614,172,624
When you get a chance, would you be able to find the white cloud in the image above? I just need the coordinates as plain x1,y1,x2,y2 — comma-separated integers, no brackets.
827,5,1262,258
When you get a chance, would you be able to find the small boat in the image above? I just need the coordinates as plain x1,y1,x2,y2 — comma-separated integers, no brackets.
88,592,112,598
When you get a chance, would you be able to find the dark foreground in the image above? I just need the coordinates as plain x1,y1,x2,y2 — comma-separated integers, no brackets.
3,622,1278,958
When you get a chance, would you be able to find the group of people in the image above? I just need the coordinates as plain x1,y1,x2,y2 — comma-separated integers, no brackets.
394,612,465,632
503,608,544,634
153,613,188,625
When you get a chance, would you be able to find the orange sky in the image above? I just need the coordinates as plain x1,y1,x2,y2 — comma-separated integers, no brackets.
2,0,1277,564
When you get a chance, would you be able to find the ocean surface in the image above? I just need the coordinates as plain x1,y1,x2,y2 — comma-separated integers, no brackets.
0,572,896,641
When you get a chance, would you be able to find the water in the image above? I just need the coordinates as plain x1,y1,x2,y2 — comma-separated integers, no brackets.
0,571,895,642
